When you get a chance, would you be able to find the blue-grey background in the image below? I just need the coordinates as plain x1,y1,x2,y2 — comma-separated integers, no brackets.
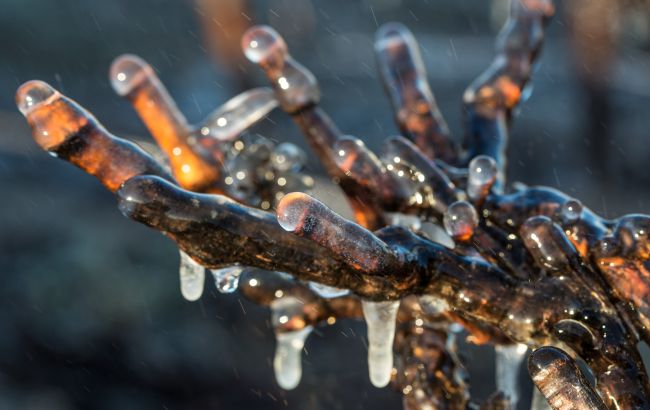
1,0,650,408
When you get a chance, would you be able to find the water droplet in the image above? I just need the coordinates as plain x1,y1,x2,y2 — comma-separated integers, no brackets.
178,250,205,301
361,299,400,387
16,80,57,116
210,266,243,293
443,201,478,241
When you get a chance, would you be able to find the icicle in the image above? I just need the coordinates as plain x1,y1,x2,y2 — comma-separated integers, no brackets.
530,388,552,410
495,343,528,407
308,282,349,298
271,296,311,390
273,326,312,390
178,250,205,301
362,299,400,388
210,266,243,294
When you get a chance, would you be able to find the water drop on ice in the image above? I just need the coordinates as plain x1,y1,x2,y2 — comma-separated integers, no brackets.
362,299,400,387
178,250,205,301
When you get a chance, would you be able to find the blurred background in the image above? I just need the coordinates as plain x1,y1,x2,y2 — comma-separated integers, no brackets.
2,0,650,408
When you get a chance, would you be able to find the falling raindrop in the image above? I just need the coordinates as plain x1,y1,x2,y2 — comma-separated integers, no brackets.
362,299,400,388
178,250,205,301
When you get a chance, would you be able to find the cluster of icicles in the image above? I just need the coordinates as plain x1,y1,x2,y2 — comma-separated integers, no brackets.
181,249,400,390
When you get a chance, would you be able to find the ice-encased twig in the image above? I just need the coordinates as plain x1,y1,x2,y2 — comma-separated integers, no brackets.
16,80,172,192
528,346,607,410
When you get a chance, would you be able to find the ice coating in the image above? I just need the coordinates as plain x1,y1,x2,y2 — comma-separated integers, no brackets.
199,87,278,142
17,81,171,192
520,216,573,271
23,1,650,407
528,346,608,410
273,326,312,390
530,388,552,410
374,22,456,163
109,54,219,192
495,343,527,406
179,250,205,301
361,299,400,388
210,266,243,294
276,192,401,274
308,282,349,298
243,25,319,113
467,155,498,201
443,201,479,242
16,80,58,116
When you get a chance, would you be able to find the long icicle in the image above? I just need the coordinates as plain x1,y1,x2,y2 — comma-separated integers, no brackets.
362,299,400,387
